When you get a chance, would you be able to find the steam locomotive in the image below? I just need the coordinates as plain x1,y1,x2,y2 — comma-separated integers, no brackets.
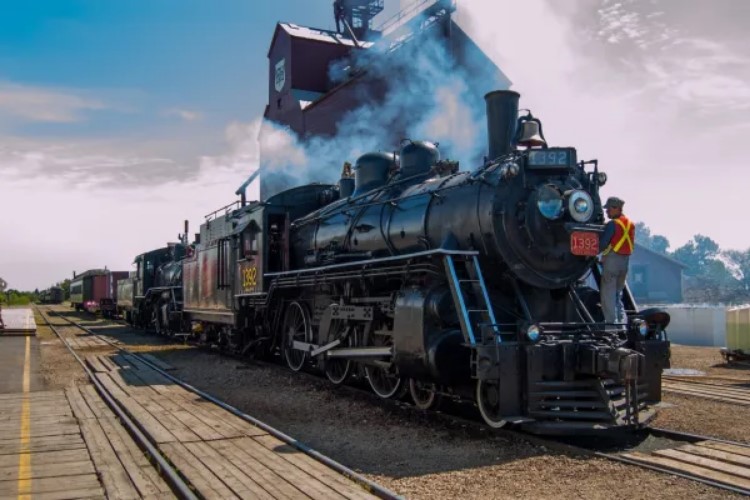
39,286,64,305
120,90,671,434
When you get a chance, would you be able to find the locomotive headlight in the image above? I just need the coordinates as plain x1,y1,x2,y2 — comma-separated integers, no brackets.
526,324,542,342
597,172,608,186
537,199,563,220
574,197,589,213
635,319,649,337
568,191,594,222
536,185,563,220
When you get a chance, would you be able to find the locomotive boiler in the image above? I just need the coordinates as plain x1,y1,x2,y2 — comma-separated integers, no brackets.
129,89,670,434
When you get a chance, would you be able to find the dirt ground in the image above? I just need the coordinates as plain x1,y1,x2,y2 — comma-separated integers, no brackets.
652,343,750,442
666,344,750,381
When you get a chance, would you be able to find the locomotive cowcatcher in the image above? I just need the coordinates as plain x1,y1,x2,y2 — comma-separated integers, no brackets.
125,90,671,434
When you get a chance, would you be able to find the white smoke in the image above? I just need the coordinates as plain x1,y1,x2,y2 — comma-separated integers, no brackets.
252,17,501,198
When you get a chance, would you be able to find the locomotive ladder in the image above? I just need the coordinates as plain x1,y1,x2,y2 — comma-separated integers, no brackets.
443,254,499,346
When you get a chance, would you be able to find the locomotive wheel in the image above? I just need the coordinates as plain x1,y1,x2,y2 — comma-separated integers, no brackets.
151,305,163,335
476,380,508,428
324,320,353,385
409,379,441,410
282,301,311,372
365,365,403,399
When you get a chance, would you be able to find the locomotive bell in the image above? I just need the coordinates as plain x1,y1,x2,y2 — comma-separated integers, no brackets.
517,119,546,148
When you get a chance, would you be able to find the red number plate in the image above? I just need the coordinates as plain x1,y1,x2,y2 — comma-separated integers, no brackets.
570,231,599,257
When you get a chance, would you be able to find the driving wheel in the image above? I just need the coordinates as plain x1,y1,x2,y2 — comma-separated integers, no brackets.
324,319,353,385
476,380,508,428
282,301,310,372
409,379,442,410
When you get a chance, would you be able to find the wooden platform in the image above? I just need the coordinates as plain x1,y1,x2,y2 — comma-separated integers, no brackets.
0,388,173,499
0,308,36,335
88,353,379,499
663,379,750,407
621,440,750,493
52,320,112,349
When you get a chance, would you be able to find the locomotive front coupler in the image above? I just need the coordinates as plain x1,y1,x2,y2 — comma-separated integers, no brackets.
575,343,645,380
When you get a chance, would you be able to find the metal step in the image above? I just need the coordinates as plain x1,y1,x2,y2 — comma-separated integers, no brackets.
443,254,498,346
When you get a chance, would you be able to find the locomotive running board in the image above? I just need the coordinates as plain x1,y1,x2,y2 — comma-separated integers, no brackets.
265,249,479,277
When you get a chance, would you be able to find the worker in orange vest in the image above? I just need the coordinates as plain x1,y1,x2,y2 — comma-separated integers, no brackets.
599,197,634,331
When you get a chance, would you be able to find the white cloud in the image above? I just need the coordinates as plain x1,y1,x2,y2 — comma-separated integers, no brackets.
0,136,252,290
0,81,105,123
590,1,750,113
165,108,202,121
0,138,185,188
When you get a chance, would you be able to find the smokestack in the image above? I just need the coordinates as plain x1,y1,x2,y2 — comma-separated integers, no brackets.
485,90,520,161
183,220,189,245
235,170,260,207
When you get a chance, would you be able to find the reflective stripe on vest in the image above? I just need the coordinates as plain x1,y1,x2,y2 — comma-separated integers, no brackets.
603,216,634,256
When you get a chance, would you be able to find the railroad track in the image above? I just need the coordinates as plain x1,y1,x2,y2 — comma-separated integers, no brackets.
35,308,197,499
663,376,750,407
37,306,400,500
45,307,750,497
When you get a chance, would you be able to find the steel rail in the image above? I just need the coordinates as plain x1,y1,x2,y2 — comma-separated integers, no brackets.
35,307,199,500
46,307,403,500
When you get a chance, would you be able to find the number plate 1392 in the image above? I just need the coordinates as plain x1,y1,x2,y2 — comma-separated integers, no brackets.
570,231,599,257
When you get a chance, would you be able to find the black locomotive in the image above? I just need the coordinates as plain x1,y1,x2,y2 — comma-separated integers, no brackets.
124,90,671,434
39,286,64,304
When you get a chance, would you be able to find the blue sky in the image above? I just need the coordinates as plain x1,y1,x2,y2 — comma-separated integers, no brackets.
0,1,399,140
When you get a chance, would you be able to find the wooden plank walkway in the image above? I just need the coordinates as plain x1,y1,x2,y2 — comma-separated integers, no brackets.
89,353,379,500
0,388,174,499
621,440,750,493
0,308,36,335
663,379,750,407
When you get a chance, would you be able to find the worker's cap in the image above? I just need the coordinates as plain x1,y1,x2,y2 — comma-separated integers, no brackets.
603,197,624,209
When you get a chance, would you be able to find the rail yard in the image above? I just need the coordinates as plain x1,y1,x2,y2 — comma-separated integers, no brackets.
0,304,741,498
2,0,748,499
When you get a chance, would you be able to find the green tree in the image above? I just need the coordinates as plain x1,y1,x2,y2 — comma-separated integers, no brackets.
56,279,71,299
0,289,34,306
672,235,722,276
635,222,670,254
724,249,750,295
672,235,745,303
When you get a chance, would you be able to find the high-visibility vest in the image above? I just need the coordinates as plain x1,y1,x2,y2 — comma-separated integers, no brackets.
603,215,634,256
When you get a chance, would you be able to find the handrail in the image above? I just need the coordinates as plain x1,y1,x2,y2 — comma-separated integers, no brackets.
204,200,241,221
375,0,454,36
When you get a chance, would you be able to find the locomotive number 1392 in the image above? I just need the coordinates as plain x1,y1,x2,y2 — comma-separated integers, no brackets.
570,231,599,257
242,266,258,290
